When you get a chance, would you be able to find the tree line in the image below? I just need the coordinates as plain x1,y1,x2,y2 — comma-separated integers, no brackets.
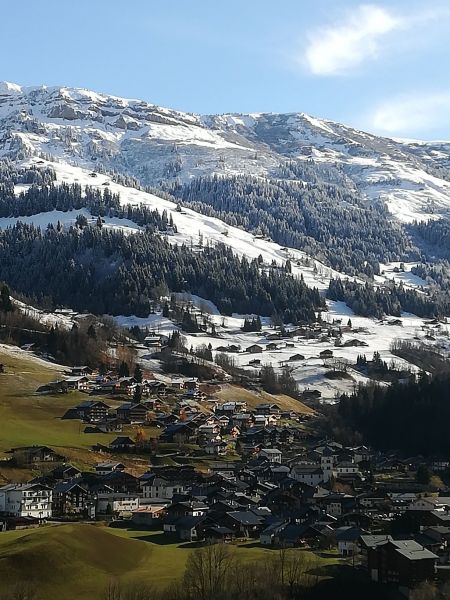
0,222,324,322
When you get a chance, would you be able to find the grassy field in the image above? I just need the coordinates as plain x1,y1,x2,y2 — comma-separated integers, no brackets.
0,523,341,599
0,349,152,479
216,383,315,415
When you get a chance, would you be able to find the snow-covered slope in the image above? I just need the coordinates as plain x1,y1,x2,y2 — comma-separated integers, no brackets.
2,82,450,223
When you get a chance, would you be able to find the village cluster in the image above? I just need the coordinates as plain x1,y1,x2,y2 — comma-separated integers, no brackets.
1,364,450,597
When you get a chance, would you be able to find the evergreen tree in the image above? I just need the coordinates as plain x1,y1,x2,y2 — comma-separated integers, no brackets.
118,361,129,378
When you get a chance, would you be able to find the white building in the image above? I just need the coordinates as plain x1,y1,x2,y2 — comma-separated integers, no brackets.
291,465,324,486
0,483,52,519
142,477,188,500
96,494,140,515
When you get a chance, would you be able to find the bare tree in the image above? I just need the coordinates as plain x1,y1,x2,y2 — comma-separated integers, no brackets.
183,543,236,600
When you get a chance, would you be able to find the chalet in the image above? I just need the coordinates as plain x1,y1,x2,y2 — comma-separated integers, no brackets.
319,350,333,359
109,436,136,452
147,380,168,395
246,344,263,354
116,402,148,423
215,401,247,415
36,380,68,395
95,419,123,433
160,422,197,444
266,343,279,351
7,446,65,465
288,353,305,362
52,481,88,516
95,462,126,476
255,403,280,415
224,511,264,538
204,526,235,543
173,515,208,541
116,377,136,394
335,527,365,556
360,536,438,593
65,376,90,391
0,483,52,519
70,366,93,376
74,400,110,422
50,464,81,480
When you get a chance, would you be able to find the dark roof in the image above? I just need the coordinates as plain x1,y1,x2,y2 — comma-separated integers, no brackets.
110,436,135,446
226,511,263,525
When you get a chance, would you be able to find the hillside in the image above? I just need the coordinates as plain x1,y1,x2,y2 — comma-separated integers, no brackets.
0,347,150,481
0,523,341,600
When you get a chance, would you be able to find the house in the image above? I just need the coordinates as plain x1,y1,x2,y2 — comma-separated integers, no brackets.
74,400,110,422
255,403,281,415
95,462,126,476
360,535,438,592
266,343,279,351
70,366,93,376
291,465,324,486
7,446,65,465
142,477,188,500
204,441,228,456
52,481,88,516
224,511,264,538
36,380,68,395
65,376,90,391
131,506,166,526
109,436,136,452
116,402,148,423
319,350,333,359
0,483,52,519
96,494,140,516
335,526,365,556
169,378,185,391
204,526,235,543
246,344,263,354
175,515,207,542
259,448,282,464
50,464,81,480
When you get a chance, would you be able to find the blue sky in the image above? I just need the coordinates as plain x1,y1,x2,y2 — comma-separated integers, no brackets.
1,0,450,139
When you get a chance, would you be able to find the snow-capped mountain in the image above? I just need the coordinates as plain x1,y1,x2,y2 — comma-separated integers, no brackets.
2,82,450,399
2,81,450,224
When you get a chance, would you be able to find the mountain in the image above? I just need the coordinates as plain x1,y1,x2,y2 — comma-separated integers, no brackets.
1,81,450,225
1,81,450,399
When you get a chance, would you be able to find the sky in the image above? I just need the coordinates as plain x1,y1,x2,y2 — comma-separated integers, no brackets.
1,0,450,139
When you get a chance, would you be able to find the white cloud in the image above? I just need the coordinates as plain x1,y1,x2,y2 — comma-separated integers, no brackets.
304,4,401,76
371,92,450,136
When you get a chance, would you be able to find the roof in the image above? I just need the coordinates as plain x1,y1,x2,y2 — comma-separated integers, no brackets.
53,481,87,494
110,436,135,445
226,511,262,525
335,527,365,542
76,400,109,409
395,547,438,561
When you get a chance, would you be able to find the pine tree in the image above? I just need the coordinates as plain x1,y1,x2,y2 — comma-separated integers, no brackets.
118,361,129,378
133,364,143,383
0,285,13,313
